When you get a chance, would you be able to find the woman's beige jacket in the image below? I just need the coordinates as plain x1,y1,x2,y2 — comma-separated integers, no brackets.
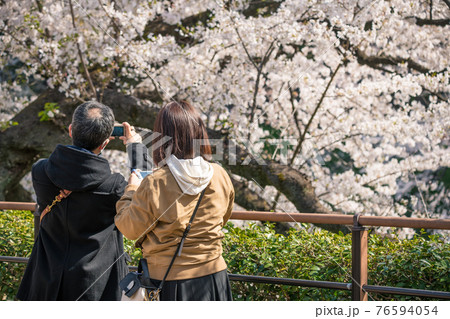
115,163,234,280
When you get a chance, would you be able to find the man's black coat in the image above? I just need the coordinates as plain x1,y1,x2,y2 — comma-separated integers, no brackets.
17,145,132,300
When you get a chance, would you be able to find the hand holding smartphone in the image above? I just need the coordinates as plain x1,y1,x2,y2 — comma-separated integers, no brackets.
131,169,153,179
112,122,142,145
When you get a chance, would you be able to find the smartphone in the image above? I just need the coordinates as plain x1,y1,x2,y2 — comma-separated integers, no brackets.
112,125,124,137
131,169,153,179
140,171,153,178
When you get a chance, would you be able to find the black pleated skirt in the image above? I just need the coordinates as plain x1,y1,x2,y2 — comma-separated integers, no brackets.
151,269,233,301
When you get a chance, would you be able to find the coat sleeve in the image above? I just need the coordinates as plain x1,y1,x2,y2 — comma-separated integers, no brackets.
223,188,235,225
223,173,235,225
126,143,152,171
31,159,54,216
112,173,128,198
115,177,157,240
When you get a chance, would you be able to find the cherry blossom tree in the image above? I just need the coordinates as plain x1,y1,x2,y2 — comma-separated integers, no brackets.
0,0,448,234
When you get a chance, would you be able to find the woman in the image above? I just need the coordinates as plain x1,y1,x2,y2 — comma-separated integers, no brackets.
115,101,235,301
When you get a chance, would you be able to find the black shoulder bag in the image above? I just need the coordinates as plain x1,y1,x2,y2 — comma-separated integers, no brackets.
120,189,206,301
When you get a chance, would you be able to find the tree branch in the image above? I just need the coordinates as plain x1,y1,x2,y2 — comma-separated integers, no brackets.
411,17,450,26
233,23,277,132
290,63,342,165
298,133,363,170
241,0,283,17
442,0,450,10
326,19,446,74
35,0,43,11
271,64,341,212
354,48,432,74
234,25,259,70
430,0,433,20
230,176,272,212
271,85,303,211
249,39,276,126
289,86,303,138
140,1,283,46
141,11,212,45
69,0,97,99
211,130,349,233
3,30,85,103
97,0,121,38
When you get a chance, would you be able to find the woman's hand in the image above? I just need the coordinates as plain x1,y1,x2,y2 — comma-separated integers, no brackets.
119,122,142,145
128,171,142,186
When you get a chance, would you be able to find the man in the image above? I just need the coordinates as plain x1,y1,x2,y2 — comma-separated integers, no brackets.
17,101,148,300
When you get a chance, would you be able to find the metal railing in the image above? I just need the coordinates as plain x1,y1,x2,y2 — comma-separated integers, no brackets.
1,201,449,301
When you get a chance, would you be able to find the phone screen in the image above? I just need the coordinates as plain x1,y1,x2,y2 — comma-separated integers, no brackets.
140,171,153,178
112,126,124,137
131,169,153,179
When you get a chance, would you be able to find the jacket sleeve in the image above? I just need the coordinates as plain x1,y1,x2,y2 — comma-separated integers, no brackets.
223,184,235,225
112,173,128,198
127,143,152,171
31,159,54,217
115,177,157,240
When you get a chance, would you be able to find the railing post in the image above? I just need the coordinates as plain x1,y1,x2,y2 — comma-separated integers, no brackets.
352,213,368,301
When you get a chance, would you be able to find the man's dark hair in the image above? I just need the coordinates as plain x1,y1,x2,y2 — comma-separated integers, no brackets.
71,101,115,151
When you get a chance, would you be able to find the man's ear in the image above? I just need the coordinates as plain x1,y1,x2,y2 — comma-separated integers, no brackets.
100,139,110,150
69,124,73,138
93,139,110,155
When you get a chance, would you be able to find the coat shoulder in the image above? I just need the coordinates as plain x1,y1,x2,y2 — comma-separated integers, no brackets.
210,163,232,186
96,172,127,197
31,158,49,181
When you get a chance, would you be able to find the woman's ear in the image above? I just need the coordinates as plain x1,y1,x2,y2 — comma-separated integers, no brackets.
69,124,73,138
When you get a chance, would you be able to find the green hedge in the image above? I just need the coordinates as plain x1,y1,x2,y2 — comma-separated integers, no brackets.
222,223,449,300
0,210,34,300
1,210,449,301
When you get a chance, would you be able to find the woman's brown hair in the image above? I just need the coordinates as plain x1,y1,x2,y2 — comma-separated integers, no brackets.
152,100,212,166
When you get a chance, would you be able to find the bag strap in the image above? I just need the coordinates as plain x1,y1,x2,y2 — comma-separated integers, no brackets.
137,258,156,289
158,188,206,289
138,258,150,279
39,189,72,222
